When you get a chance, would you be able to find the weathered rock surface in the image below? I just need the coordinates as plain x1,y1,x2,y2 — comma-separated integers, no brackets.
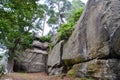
13,40,49,73
62,0,120,64
32,40,49,50
67,59,120,80
58,0,120,79
111,27,120,56
33,48,48,54
15,48,48,72
47,40,64,67
47,40,66,75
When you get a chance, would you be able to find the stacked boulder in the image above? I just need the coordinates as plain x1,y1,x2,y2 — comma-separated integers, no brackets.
47,0,120,79
14,40,49,73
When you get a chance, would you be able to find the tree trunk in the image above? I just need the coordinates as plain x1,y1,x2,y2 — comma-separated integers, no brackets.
42,14,46,36
7,38,20,73
57,1,61,28
7,57,14,73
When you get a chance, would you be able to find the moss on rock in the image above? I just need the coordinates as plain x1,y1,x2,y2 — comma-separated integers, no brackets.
63,57,84,66
67,69,78,78
67,64,80,78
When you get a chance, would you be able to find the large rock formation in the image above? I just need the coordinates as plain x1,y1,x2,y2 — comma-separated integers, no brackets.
14,40,48,73
62,0,120,62
67,59,120,80
47,40,66,75
47,40,64,67
48,0,120,79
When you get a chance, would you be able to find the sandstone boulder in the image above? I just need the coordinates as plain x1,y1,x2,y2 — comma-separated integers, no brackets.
32,41,49,50
47,40,65,75
47,40,64,67
33,48,48,54
61,0,120,79
67,59,120,80
62,0,120,64
14,48,48,72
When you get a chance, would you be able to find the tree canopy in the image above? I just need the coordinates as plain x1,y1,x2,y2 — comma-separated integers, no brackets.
0,0,44,53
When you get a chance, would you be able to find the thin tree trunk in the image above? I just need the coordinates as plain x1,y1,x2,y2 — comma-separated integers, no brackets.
52,25,56,42
57,1,61,28
7,38,20,73
7,57,14,73
42,14,46,36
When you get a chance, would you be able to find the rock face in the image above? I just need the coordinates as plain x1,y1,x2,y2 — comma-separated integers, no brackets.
63,0,106,62
47,0,120,79
111,27,120,56
14,41,48,73
47,40,64,67
63,0,120,79
32,40,49,50
62,0,120,62
47,40,66,75
67,59,120,80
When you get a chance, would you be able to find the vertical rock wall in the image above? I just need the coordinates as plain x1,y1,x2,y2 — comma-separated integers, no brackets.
48,0,120,79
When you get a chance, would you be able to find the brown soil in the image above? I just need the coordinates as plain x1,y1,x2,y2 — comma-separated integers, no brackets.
0,73,78,80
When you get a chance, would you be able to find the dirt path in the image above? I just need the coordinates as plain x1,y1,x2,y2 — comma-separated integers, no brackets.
0,73,77,80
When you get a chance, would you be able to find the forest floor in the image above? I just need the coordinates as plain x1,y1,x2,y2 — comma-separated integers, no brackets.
0,72,82,80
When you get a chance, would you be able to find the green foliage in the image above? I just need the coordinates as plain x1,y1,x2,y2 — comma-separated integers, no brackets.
46,0,71,34
57,23,74,41
39,35,52,42
68,7,84,23
70,0,84,11
47,14,58,25
57,7,84,41
20,32,34,48
73,8,84,22
0,0,44,59
67,0,84,22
